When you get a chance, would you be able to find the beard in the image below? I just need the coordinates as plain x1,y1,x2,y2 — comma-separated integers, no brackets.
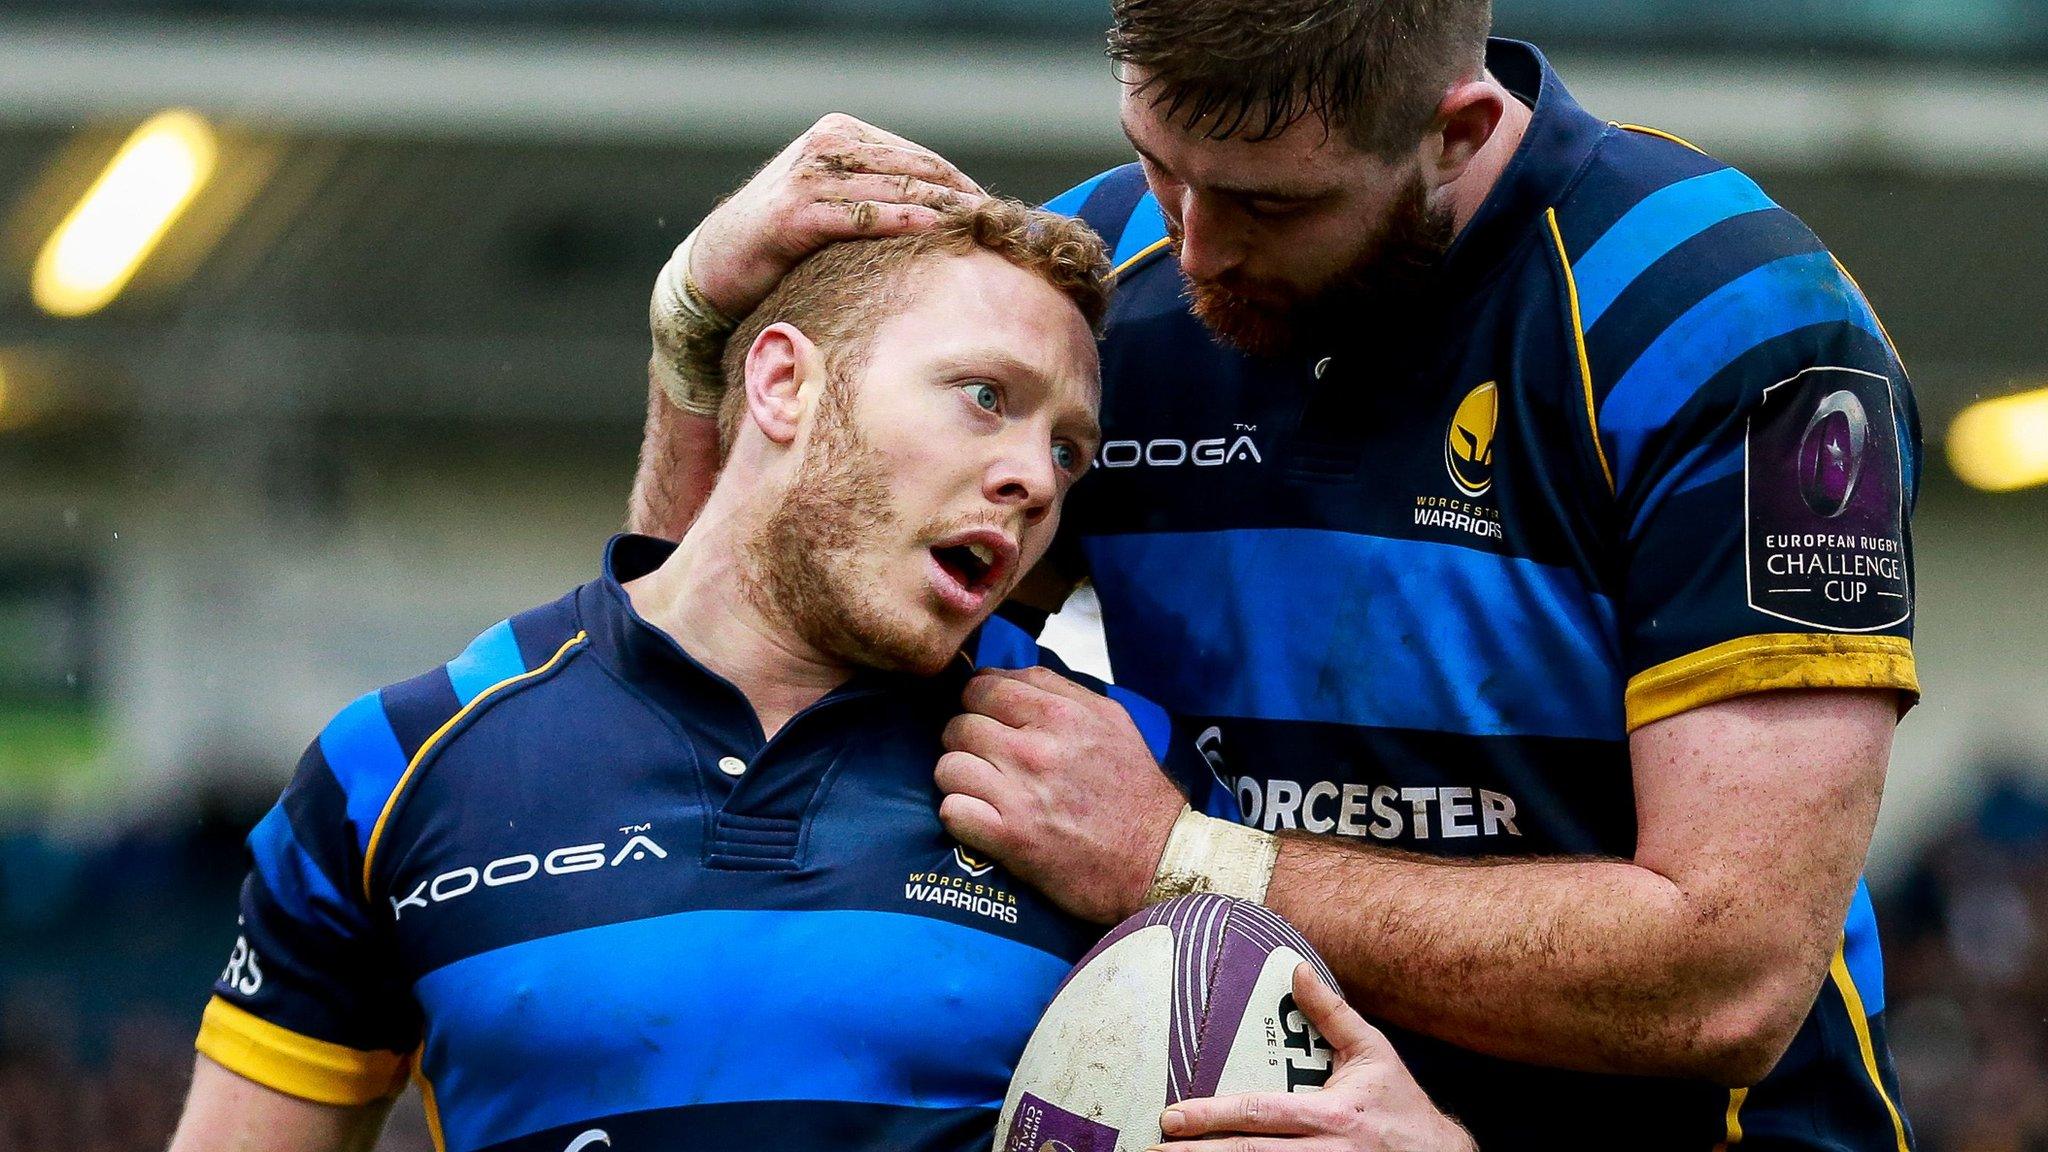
1179,170,1456,358
742,374,959,675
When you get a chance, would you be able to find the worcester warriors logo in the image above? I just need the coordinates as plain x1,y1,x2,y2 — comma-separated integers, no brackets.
953,845,994,878
904,846,1019,924
1445,382,1498,497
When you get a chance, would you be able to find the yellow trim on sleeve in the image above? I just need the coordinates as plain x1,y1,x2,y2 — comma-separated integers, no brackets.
1545,208,1616,493
1111,236,1173,280
1829,946,1911,1152
413,1053,448,1152
1723,1086,1749,1146
362,630,588,899
195,996,410,1106
1625,633,1918,732
1615,123,1709,154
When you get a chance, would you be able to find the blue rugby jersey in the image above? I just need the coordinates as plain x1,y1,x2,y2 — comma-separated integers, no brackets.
196,534,1222,1152
1048,38,1919,1152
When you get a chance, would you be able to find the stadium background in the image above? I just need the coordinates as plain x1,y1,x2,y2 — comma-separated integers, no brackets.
2,1,2045,1147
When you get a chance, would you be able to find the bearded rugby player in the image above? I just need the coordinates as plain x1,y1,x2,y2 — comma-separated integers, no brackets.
630,2,1924,1150
167,202,1469,1152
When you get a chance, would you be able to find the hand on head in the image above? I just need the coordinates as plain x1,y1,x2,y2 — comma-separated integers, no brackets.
689,113,985,321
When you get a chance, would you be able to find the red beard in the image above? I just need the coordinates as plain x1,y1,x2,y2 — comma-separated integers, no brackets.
1175,171,1455,358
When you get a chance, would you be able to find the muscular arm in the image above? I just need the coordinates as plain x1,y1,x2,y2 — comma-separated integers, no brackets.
1263,688,1894,1086
627,375,720,539
167,1055,391,1152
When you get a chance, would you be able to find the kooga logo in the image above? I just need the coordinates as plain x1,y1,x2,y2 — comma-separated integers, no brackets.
391,830,669,921
1097,435,1263,469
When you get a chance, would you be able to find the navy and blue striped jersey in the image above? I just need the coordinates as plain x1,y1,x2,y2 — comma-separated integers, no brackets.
1048,38,1918,1152
197,534,1221,1152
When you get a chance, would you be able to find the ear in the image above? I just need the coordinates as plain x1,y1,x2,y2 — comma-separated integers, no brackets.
1426,80,1506,189
741,322,825,447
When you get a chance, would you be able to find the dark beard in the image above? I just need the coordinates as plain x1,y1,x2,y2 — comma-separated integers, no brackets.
1179,172,1456,358
744,375,948,675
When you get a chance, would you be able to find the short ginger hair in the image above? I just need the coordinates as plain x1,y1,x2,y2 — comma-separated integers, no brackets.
717,198,1113,455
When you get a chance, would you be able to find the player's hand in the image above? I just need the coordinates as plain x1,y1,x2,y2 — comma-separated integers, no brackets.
1153,965,1477,1152
938,666,1185,925
689,113,985,319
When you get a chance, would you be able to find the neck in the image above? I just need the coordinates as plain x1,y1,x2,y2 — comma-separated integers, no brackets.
624,484,852,740
1445,71,1535,233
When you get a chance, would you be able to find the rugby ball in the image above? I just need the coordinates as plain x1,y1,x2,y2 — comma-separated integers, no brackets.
995,894,1338,1152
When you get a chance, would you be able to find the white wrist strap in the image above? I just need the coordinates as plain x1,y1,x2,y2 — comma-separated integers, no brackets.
649,226,738,418
655,227,735,329
1146,804,1279,905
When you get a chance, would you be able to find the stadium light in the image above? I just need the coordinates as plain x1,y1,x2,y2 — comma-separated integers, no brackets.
1948,386,2048,493
31,109,217,318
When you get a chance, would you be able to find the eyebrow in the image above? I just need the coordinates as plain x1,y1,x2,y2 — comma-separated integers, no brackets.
1119,118,1334,202
1070,408,1105,447
934,351,1101,444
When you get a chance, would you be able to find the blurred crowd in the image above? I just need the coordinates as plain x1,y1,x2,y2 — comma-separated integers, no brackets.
1883,767,2048,1152
0,784,433,1152
3,767,2046,1151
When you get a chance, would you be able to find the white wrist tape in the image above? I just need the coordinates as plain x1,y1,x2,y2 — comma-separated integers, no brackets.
649,226,738,418
1145,803,1280,905
655,227,735,329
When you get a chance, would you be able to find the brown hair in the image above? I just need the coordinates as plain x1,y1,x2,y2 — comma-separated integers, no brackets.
1108,0,1491,158
718,198,1112,455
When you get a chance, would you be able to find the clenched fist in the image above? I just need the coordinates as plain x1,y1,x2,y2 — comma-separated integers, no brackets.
937,666,1188,924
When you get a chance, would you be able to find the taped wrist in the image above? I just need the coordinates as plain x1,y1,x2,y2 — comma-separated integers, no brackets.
649,227,739,419
1145,803,1280,905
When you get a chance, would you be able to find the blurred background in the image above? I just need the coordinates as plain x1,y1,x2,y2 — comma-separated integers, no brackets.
2,1,2046,1148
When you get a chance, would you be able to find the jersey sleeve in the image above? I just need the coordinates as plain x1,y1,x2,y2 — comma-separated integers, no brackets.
1566,171,1921,732
195,695,421,1105
1045,162,1172,282
969,615,1235,815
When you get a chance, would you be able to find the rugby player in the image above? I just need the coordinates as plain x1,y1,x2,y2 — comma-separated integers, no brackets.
630,2,1925,1149
167,201,1469,1152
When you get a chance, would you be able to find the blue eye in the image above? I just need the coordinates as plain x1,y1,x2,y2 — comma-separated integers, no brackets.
962,382,1001,413
1052,442,1079,471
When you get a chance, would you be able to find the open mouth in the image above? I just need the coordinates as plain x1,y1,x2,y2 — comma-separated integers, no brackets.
926,528,1017,614
931,540,1001,595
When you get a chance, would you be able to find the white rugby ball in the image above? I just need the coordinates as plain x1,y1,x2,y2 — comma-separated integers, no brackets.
995,894,1338,1152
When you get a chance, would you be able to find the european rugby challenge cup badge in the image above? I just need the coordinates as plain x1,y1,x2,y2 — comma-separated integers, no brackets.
1744,367,1911,632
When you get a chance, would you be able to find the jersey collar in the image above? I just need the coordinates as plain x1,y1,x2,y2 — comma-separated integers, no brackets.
585,533,972,736
1436,38,1607,295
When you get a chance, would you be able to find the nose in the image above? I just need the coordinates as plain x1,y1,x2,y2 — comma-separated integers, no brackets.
986,433,1060,527
1172,193,1242,283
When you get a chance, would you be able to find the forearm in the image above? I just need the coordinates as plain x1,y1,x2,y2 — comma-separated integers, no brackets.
626,371,722,539
169,1055,390,1152
1264,841,1826,1084
1255,692,1892,1086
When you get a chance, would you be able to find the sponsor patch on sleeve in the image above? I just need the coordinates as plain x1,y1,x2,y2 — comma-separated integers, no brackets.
1744,366,1910,632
